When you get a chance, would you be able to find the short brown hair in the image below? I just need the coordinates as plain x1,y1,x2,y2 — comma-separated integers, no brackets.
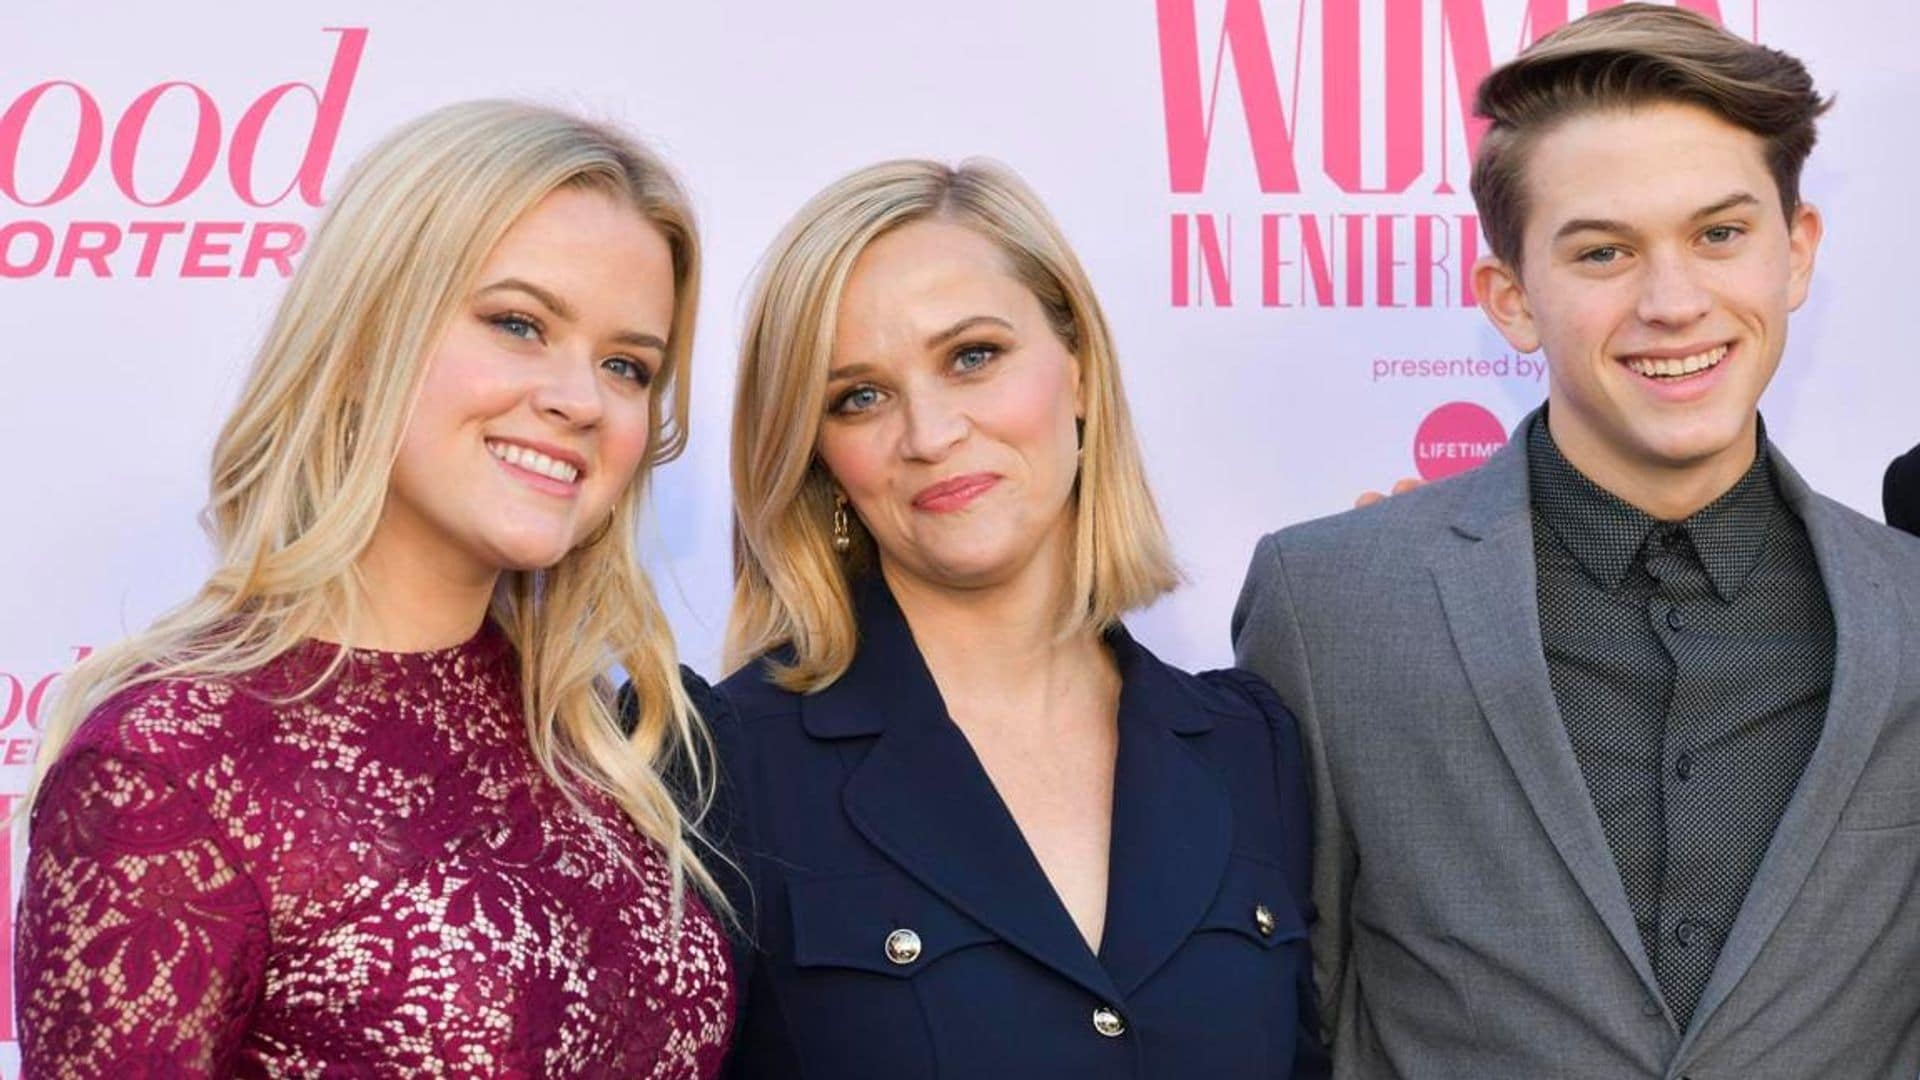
1470,3,1829,269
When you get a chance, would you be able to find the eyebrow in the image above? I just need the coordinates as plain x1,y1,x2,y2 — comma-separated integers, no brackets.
825,315,1017,381
1690,191,1762,220
826,360,876,382
925,314,1013,349
475,277,667,352
1551,192,1764,244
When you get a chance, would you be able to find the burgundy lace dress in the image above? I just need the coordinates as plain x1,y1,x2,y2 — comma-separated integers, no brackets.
15,624,733,1077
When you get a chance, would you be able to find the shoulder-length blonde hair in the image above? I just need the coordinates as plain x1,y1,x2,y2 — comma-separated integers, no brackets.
36,100,724,910
727,159,1180,690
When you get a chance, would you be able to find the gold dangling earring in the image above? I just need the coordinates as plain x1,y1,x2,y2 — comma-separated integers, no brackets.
832,495,852,554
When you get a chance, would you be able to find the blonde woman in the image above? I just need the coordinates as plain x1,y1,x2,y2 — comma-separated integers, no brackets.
16,102,732,1076
713,160,1325,1077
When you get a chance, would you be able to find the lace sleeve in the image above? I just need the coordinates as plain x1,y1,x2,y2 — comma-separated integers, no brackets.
16,745,270,1076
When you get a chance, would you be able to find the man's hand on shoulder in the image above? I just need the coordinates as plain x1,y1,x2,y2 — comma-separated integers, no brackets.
1354,477,1426,509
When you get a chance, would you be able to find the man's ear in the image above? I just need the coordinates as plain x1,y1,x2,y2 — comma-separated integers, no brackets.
1473,254,1541,354
1785,201,1822,312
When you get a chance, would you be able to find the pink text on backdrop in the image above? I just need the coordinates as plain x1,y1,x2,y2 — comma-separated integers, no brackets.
1155,1,1750,308
0,646,93,1047
1169,211,1482,307
0,646,94,766
0,792,18,1044
0,27,366,279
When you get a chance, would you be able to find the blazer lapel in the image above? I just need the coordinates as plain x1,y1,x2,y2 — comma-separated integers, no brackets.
1678,454,1898,1048
1095,629,1232,998
818,575,1122,1004
1431,431,1668,1008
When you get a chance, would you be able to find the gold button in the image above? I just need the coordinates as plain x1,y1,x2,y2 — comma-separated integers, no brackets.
1254,903,1277,938
1091,1005,1127,1037
884,928,922,966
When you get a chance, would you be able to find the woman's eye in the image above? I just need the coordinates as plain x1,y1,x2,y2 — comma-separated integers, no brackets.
490,313,543,341
603,356,653,387
832,385,883,414
953,344,1000,372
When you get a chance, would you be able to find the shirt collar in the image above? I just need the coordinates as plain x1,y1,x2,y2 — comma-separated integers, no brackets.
1525,411,1780,601
799,570,1216,739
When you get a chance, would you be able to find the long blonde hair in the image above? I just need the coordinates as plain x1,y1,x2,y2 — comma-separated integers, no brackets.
35,100,724,909
727,159,1180,690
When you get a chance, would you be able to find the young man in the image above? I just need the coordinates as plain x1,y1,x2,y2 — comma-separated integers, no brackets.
1233,5,1920,1077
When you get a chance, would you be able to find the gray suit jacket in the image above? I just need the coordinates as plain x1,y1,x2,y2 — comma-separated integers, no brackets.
1233,424,1920,1079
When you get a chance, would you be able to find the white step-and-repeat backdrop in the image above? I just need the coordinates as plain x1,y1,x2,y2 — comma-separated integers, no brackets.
4,1,1916,1065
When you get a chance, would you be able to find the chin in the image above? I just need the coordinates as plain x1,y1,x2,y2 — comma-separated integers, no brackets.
910,562,997,591
921,541,1043,590
480,531,580,574
1651,404,1754,452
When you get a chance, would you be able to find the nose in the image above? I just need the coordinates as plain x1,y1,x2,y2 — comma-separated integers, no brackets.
899,385,967,463
530,349,604,429
1635,248,1713,328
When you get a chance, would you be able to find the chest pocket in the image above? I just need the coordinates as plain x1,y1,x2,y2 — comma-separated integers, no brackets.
1195,854,1308,948
789,870,998,977
1839,785,1920,831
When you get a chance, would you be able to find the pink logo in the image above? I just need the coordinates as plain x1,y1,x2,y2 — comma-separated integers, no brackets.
1414,401,1507,480
0,645,93,743
1157,0,1732,199
0,644,92,1040
1154,1,1743,310
0,28,366,280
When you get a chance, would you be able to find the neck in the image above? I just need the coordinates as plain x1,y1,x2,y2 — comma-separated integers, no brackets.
1545,409,1760,522
335,516,499,652
882,532,1110,718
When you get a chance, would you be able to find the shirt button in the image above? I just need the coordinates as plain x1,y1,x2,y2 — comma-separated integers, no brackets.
1675,753,1693,781
1674,919,1705,948
1667,607,1686,631
1091,1005,1127,1038
1254,903,1277,938
884,928,923,966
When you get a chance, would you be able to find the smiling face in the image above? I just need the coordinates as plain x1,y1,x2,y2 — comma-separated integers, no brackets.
374,185,674,586
817,218,1083,595
1473,102,1821,515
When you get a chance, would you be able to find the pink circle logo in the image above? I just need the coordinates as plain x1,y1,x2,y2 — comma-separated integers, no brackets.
1413,402,1507,481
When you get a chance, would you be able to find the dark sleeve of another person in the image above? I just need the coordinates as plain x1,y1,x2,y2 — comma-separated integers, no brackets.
1885,443,1920,538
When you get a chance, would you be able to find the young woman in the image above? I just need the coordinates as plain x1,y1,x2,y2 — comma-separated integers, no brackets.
16,101,733,1076
713,159,1326,1078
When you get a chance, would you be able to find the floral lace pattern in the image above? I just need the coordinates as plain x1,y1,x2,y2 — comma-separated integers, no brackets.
17,625,733,1077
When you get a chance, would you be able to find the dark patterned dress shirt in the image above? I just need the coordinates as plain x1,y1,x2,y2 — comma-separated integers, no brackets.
1527,415,1835,1027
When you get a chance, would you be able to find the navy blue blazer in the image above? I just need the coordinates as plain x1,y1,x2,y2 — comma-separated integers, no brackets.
704,576,1327,1079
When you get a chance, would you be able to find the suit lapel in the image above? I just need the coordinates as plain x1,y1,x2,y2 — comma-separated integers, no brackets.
843,721,1122,1002
1431,431,1668,1007
818,575,1122,1003
1095,630,1232,997
1679,456,1898,1047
